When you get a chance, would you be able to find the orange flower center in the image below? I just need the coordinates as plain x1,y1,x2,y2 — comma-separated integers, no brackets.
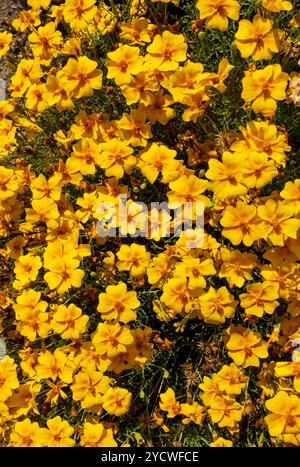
115,302,125,313
286,415,296,427
119,60,128,73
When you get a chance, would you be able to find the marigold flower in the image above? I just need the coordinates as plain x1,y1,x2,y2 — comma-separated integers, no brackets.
60,56,102,99
52,304,89,340
235,15,284,61
0,31,12,58
0,356,19,402
242,64,289,116
42,416,75,447
92,322,133,358
118,109,152,147
226,327,268,367
159,388,181,418
262,0,293,13
36,349,73,383
199,286,237,324
219,248,258,288
208,395,243,428
102,387,132,416
98,282,140,323
71,370,110,409
275,362,300,392
63,0,97,31
99,139,136,178
106,45,144,85
117,244,151,277
146,31,187,71
220,203,261,246
196,0,240,32
257,199,300,246
180,402,205,425
265,392,300,437
80,422,117,447
206,152,248,199
216,364,248,395
240,282,279,318
210,437,233,447
10,419,43,447
28,22,62,62
281,180,300,215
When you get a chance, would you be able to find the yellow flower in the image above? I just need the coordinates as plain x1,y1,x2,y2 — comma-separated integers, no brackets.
262,0,293,13
210,437,233,447
208,395,243,428
70,138,102,175
52,304,89,340
240,282,279,318
180,402,205,425
118,109,152,147
13,254,42,288
168,174,209,206
60,56,102,99
42,416,75,447
139,143,179,184
235,15,284,61
0,31,12,58
241,152,278,189
161,277,191,314
230,120,291,166
0,167,18,200
31,173,62,201
219,248,258,288
220,203,261,246
0,357,19,402
80,422,117,447
206,151,247,199
63,0,97,31
10,419,43,447
120,71,159,106
120,17,152,45
36,349,74,383
159,388,181,418
257,199,300,246
92,322,133,358
45,73,74,112
199,286,237,324
216,364,248,395
242,64,289,116
265,392,300,437
175,257,216,290
97,282,140,323
71,370,110,409
117,243,151,277
13,289,50,341
99,139,136,178
196,0,240,32
146,31,187,71
199,374,226,406
106,45,144,85
281,180,300,215
226,327,268,367
28,22,62,61
142,90,176,125
26,198,59,224
102,387,132,416
275,362,300,392
44,257,84,294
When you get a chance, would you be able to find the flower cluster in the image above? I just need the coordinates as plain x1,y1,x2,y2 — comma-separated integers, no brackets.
0,0,299,448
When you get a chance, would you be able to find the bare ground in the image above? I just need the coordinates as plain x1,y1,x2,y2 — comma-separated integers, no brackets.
0,0,22,82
